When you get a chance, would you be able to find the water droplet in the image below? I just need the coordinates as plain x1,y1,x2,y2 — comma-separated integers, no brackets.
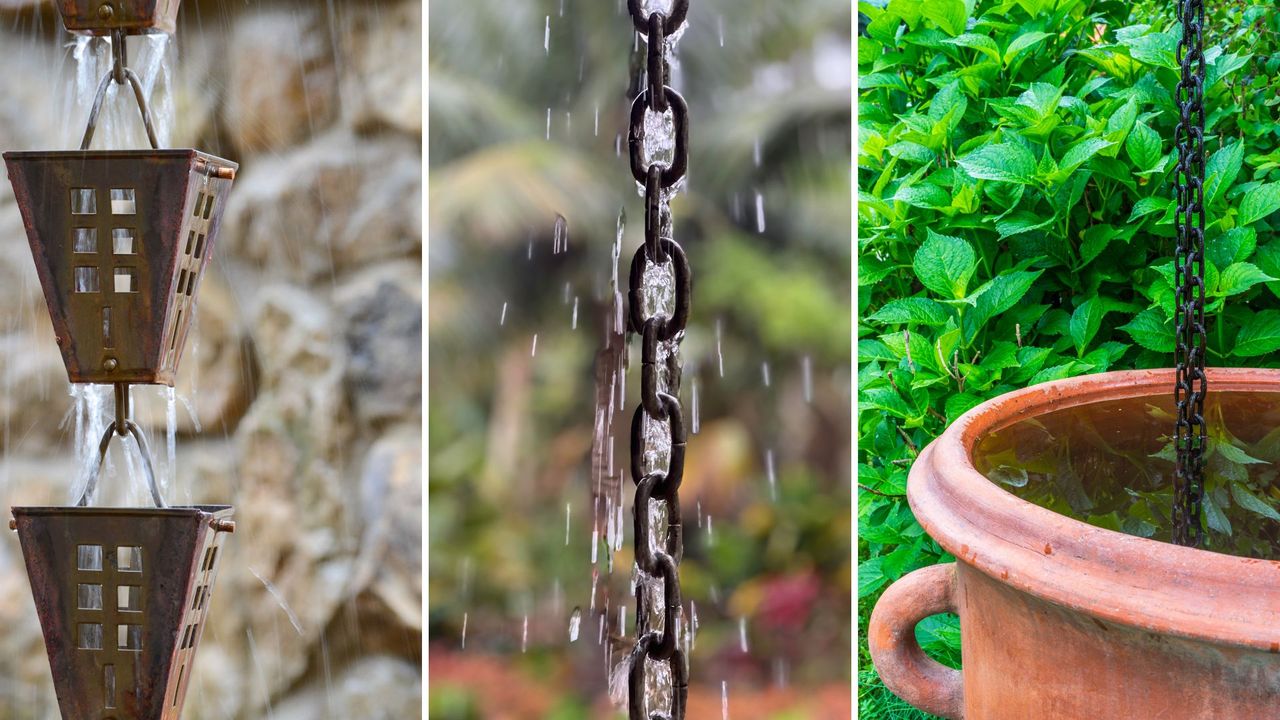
500,302,508,326
569,607,582,642
544,15,551,54
461,612,468,649
739,616,749,653
755,191,766,233
553,214,568,254
572,297,580,330
691,375,700,434
766,449,777,500
531,334,539,357
761,361,771,387
565,502,572,545
716,318,725,377
722,681,730,719
521,615,529,653
546,108,552,140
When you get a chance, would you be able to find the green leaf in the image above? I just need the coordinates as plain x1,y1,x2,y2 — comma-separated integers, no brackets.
1234,310,1280,357
957,143,1037,184
995,212,1054,238
1125,121,1162,171
944,393,984,422
1231,483,1280,522
858,256,895,286
1239,183,1280,226
868,298,952,326
1059,138,1115,174
1080,225,1120,266
1003,31,1052,66
913,230,977,299
1128,196,1171,223
921,0,968,36
1069,297,1110,356
1205,141,1244,207
1119,308,1174,352
969,270,1043,330
1204,490,1232,536
944,33,1000,61
1214,262,1274,297
1105,97,1139,141
1207,227,1257,269
1255,241,1280,299
893,183,951,209
1122,30,1179,70
1216,441,1269,466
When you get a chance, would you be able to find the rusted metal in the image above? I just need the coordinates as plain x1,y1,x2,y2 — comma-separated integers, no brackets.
4,149,237,386
11,504,233,720
56,0,182,36
869,368,1280,719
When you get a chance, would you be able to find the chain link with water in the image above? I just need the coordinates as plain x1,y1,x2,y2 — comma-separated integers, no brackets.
625,0,690,717
1173,0,1207,548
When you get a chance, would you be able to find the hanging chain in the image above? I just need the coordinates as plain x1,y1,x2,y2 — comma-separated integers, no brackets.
625,1,690,717
1173,0,1208,548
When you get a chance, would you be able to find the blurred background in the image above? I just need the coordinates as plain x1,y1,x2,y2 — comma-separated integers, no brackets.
429,1,851,718
0,0,421,717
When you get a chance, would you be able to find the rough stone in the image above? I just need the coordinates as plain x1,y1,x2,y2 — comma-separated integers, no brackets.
338,262,422,428
223,7,339,154
270,655,422,720
350,426,422,632
220,130,421,283
338,0,422,135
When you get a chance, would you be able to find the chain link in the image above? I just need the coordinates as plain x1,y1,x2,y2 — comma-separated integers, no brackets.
1173,0,1207,548
625,2,690,717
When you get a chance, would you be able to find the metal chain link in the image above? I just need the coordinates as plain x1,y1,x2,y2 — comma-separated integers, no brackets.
625,1,690,717
1173,0,1207,548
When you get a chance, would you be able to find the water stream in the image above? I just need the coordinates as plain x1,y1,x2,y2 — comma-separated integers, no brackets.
62,34,185,507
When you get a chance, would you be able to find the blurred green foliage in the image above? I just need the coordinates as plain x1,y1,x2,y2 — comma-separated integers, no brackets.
430,0,851,714
858,0,1280,717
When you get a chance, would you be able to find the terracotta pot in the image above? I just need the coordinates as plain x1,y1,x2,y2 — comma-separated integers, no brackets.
868,368,1280,719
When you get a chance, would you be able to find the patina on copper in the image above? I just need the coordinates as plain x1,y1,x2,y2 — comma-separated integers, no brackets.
11,505,233,720
4,149,236,386
869,368,1280,719
57,0,183,36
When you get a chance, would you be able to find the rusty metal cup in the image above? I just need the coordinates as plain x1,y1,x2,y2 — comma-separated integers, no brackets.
4,36,236,387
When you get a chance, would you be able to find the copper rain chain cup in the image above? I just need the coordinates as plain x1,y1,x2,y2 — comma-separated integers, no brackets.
5,2,239,717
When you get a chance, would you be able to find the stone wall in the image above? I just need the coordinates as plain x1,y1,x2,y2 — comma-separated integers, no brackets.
0,1,422,717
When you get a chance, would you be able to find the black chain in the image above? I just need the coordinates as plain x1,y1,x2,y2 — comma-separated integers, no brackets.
1173,0,1208,548
625,1,690,717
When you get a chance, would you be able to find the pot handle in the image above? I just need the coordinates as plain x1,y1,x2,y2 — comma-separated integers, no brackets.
868,562,964,719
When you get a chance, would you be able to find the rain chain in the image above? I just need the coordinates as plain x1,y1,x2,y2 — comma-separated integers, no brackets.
1172,0,1208,548
624,0,690,717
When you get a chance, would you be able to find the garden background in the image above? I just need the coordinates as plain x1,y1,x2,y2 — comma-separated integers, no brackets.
430,0,852,717
857,0,1280,716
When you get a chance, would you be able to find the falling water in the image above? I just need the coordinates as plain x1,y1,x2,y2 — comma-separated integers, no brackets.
765,449,777,500
568,607,582,642
67,34,174,149
64,34,179,505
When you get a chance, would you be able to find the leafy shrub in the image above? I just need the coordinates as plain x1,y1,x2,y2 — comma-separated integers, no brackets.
857,0,1280,716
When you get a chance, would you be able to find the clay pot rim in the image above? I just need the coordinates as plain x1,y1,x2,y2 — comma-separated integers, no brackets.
910,367,1280,651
